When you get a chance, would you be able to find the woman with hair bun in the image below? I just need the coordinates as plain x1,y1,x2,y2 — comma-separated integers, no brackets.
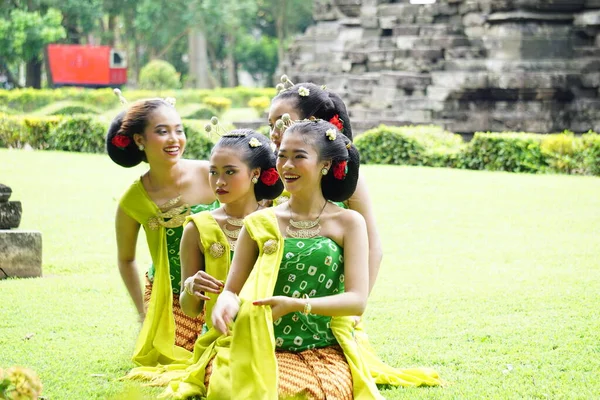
179,130,284,325
106,97,218,365
268,82,442,389
268,81,382,295
151,120,379,399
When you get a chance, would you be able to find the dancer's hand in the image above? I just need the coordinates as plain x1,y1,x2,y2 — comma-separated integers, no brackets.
253,296,298,321
184,272,223,301
212,290,241,335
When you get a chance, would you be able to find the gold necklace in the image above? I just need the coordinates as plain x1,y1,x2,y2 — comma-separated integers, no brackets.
146,166,190,230
286,201,327,239
222,205,259,250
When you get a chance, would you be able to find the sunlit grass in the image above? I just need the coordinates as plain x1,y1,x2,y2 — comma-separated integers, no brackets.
1,149,599,399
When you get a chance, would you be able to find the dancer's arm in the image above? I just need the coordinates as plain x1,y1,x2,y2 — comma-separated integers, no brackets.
115,206,145,322
254,210,369,320
212,227,258,334
179,222,223,317
347,173,383,294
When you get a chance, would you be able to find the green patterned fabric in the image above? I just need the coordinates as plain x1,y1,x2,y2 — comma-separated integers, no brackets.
272,237,345,352
148,201,219,293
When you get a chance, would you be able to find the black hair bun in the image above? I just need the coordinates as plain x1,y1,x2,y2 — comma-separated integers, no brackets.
106,110,144,168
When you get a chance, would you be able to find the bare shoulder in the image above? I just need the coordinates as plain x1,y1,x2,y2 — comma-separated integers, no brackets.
335,207,366,230
182,159,210,173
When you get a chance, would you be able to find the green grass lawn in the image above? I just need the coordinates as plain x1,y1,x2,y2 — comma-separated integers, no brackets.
1,149,599,399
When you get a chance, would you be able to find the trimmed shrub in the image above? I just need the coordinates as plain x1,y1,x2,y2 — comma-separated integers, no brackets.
138,60,181,90
355,125,427,165
34,101,101,116
463,132,546,173
582,132,600,176
22,116,63,149
203,96,232,115
48,116,106,153
181,104,219,120
183,119,216,160
248,96,271,117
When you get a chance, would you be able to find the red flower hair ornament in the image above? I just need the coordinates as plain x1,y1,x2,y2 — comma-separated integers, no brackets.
329,115,344,132
260,168,280,186
333,160,348,180
111,134,131,149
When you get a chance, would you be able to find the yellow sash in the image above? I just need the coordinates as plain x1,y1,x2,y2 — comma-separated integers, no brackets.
161,209,384,399
120,179,191,366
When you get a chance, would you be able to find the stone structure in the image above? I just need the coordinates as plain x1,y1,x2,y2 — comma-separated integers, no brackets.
284,0,600,133
0,184,42,279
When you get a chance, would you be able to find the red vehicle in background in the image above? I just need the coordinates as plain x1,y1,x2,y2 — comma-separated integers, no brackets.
47,44,127,88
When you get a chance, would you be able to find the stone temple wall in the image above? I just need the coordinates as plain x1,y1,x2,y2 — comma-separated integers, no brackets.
283,0,600,133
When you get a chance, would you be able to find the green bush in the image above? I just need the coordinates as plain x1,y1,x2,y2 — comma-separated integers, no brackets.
183,119,215,160
34,101,101,116
181,104,219,120
203,96,232,115
582,132,600,176
138,60,181,90
248,96,271,117
0,87,277,113
355,125,452,166
0,115,25,148
22,116,63,149
48,116,107,153
463,132,547,173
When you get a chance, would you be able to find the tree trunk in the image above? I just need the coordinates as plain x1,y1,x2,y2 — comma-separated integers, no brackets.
0,58,21,89
187,28,211,89
275,0,287,76
107,14,117,47
25,59,42,88
226,32,237,87
124,8,140,84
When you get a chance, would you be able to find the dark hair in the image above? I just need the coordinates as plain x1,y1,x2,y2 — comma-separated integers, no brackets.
106,98,174,167
272,82,354,141
212,129,284,201
284,121,360,202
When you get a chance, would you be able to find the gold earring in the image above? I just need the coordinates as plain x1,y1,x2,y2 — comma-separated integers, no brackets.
321,168,328,175
138,144,144,151
252,176,258,184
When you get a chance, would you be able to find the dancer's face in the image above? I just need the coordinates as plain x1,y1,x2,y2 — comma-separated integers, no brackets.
267,98,301,150
276,130,330,195
209,146,258,204
134,105,185,166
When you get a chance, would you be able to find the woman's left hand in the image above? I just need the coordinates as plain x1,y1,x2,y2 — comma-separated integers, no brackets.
253,296,298,321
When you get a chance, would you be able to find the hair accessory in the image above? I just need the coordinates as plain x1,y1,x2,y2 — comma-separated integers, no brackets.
113,88,128,105
164,97,176,107
346,142,352,149
204,116,234,137
333,160,348,180
111,134,131,149
277,74,295,94
298,86,310,97
260,168,280,186
329,115,344,132
325,129,337,141
321,168,328,176
138,144,145,151
249,137,262,148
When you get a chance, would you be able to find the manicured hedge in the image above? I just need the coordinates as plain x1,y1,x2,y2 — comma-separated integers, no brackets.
355,125,600,176
0,87,276,113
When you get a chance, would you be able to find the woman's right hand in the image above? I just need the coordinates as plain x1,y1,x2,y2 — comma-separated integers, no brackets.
212,290,241,335
185,271,224,301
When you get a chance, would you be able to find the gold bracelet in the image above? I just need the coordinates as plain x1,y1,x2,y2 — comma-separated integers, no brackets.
184,278,194,297
302,293,311,315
